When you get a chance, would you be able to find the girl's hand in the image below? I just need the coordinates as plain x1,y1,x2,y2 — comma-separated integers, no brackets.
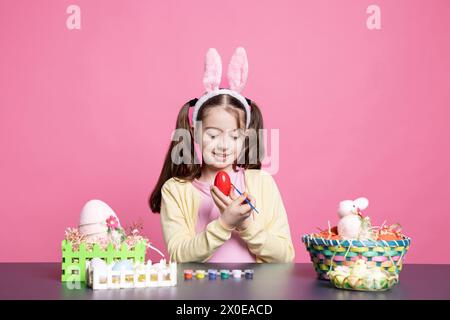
210,186,252,229
236,193,256,231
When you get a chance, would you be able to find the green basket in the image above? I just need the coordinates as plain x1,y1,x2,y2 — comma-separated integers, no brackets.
61,239,147,282
301,234,411,280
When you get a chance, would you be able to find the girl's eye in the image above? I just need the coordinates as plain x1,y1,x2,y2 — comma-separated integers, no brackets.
205,130,220,140
229,132,241,140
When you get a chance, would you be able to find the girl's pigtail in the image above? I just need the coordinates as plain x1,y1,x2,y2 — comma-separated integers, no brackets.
149,101,200,213
236,100,264,169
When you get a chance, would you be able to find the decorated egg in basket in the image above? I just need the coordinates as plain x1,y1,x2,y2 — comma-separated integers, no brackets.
79,199,121,241
328,259,399,291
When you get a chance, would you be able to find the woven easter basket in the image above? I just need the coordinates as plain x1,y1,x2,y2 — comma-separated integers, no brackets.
302,234,411,280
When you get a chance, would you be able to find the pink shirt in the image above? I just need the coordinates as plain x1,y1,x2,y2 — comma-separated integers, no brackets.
191,167,256,263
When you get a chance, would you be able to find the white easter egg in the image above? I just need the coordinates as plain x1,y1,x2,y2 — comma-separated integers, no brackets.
89,258,108,284
350,260,368,278
78,199,120,239
79,224,108,236
90,257,108,272
79,199,120,226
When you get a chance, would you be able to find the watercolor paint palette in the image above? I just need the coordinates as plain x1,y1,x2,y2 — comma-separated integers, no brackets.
184,269,254,280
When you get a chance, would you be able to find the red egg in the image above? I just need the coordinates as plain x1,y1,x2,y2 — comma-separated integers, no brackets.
214,171,231,196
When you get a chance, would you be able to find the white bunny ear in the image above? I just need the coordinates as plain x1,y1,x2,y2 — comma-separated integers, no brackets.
354,197,369,210
203,48,222,92
227,47,248,93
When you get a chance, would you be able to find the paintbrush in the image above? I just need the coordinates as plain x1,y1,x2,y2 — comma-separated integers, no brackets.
231,184,259,214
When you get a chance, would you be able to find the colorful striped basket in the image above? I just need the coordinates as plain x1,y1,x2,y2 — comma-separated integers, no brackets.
302,234,411,280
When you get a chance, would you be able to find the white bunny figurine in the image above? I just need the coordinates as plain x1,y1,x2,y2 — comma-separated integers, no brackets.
337,197,369,239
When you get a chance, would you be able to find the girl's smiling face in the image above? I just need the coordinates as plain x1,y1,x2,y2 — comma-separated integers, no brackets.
200,106,247,170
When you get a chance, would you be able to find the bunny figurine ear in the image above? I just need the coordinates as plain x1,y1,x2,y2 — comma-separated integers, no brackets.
203,48,222,92
354,197,369,210
227,47,248,93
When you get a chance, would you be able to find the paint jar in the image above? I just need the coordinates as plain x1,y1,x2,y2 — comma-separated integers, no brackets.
220,270,230,280
195,270,206,279
184,269,193,280
208,269,218,280
232,269,242,278
244,269,254,280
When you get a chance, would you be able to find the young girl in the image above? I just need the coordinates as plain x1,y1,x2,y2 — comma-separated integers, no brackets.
149,47,294,263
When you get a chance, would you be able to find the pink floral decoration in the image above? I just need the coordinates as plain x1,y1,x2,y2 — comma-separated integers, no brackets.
106,215,119,229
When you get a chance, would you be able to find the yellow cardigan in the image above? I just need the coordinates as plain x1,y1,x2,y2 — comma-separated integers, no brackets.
160,169,295,263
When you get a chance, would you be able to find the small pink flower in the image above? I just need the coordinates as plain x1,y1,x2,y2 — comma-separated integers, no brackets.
106,215,119,229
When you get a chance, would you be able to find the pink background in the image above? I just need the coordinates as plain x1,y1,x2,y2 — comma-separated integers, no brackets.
1,0,449,263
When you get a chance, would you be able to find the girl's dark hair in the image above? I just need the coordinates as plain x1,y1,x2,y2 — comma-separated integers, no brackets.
149,94,264,213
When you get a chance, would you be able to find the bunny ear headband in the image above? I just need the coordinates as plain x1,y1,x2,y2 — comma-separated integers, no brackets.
189,47,252,129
